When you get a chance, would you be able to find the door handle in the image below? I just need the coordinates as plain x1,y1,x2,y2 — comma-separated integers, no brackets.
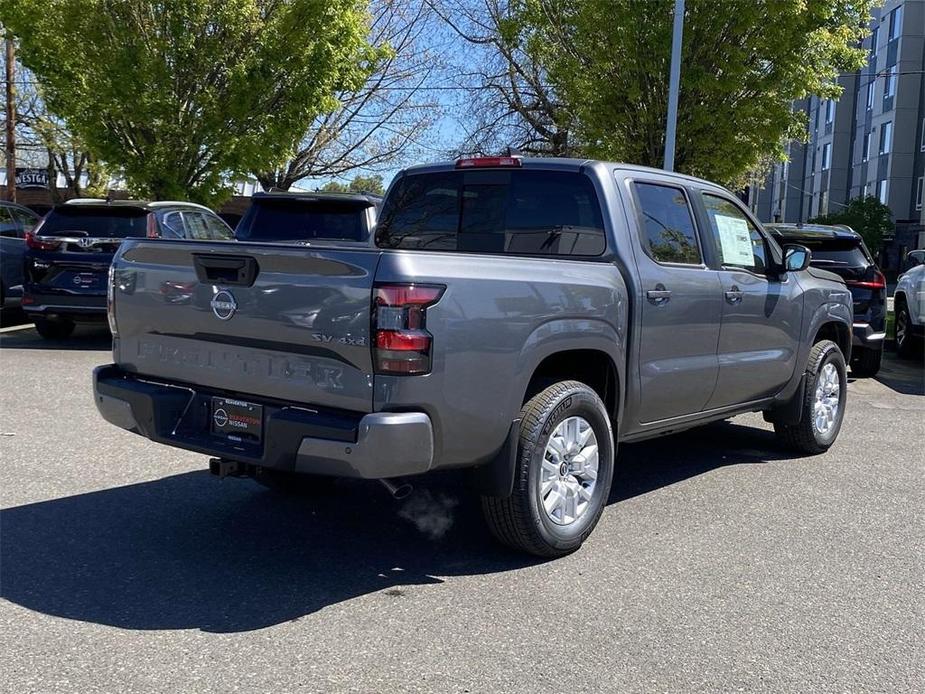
724,286,743,304
646,286,672,305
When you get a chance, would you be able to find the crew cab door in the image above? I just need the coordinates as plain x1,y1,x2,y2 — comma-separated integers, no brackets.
625,179,723,423
696,193,802,408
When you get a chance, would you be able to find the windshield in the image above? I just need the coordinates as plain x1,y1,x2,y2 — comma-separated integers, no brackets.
375,169,606,256
41,207,149,238
236,198,369,242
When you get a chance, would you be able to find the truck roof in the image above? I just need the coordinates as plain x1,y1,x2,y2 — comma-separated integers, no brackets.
399,157,730,190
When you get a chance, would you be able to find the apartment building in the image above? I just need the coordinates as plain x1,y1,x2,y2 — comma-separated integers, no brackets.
752,0,925,271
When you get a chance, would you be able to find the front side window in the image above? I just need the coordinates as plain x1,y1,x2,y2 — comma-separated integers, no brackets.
702,194,769,274
376,170,606,257
631,182,701,265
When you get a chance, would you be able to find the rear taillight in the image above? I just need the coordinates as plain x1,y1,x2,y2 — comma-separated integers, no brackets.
373,284,444,375
107,264,118,336
24,230,61,251
846,270,886,290
146,213,158,238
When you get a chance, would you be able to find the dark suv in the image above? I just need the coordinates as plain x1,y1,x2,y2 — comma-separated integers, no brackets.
23,199,232,339
766,223,885,376
235,191,382,245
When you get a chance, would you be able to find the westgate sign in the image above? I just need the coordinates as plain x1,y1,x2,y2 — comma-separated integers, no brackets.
15,168,50,189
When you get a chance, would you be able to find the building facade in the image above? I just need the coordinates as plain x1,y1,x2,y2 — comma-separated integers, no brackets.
751,0,925,271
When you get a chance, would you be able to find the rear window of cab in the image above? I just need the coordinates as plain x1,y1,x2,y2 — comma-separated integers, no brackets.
375,170,606,256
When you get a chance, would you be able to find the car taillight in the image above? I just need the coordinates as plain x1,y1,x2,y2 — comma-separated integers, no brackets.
146,213,158,238
373,284,444,375
25,230,61,251
846,270,886,290
455,156,522,168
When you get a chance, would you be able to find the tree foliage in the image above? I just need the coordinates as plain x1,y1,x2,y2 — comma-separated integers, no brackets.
519,0,874,186
810,195,893,252
318,174,385,194
2,0,380,204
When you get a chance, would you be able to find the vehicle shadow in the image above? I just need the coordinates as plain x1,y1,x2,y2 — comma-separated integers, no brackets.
1,421,786,634
0,325,112,351
873,351,924,396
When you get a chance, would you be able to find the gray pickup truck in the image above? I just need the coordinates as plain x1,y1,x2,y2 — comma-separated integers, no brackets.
94,157,853,557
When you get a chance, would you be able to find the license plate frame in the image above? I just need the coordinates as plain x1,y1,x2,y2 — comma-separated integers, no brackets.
210,397,263,442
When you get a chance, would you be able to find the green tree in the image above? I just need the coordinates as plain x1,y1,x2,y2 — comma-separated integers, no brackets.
810,195,893,253
2,1,379,204
318,174,385,194
523,0,874,186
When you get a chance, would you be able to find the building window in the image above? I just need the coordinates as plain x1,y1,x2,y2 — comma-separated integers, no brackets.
921,118,924,151
880,121,893,154
866,81,875,109
825,99,836,123
863,133,871,161
885,64,897,98
870,25,879,59
888,6,902,41
916,177,924,210
822,142,831,170
878,179,888,205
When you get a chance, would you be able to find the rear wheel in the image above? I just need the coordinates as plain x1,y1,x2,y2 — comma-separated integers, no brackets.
481,380,614,557
851,346,882,377
774,340,846,454
33,318,75,340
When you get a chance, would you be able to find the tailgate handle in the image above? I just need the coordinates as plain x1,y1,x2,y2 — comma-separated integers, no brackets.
192,254,259,287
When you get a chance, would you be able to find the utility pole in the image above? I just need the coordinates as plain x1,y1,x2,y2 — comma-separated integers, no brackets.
663,0,684,172
4,33,15,202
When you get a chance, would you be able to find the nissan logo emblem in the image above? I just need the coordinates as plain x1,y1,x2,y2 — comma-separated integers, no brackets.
210,289,237,320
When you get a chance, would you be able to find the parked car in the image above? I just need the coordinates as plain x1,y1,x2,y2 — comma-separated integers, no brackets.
894,255,925,358
94,157,853,557
234,191,382,245
23,199,232,339
766,223,885,377
0,201,41,305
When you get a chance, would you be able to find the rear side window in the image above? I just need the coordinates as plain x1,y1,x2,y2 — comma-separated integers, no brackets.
631,182,701,264
376,170,606,256
40,207,149,238
802,242,870,269
236,198,368,242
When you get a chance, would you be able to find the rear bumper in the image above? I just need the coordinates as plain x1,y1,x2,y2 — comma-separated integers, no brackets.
93,365,434,479
851,321,886,348
23,290,106,318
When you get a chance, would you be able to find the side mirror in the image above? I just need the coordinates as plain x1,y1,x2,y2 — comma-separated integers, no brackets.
784,244,811,272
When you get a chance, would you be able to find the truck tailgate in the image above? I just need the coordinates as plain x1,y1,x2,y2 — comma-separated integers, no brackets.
111,240,380,413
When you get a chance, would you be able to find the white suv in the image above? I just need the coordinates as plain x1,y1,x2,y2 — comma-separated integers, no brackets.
894,252,925,357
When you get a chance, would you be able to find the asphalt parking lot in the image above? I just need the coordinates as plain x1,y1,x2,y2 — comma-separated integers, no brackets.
1,319,923,693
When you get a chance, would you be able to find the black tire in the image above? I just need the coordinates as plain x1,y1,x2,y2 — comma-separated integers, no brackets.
851,346,882,377
33,318,76,340
481,380,615,558
774,340,847,454
251,467,335,495
894,302,916,359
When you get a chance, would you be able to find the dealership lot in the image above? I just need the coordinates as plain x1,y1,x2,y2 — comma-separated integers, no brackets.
1,322,922,693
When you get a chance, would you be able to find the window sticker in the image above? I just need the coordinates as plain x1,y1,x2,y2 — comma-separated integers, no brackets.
714,214,754,266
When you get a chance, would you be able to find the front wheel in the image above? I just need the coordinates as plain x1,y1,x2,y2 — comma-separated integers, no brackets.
894,303,916,358
481,380,615,557
774,340,847,454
